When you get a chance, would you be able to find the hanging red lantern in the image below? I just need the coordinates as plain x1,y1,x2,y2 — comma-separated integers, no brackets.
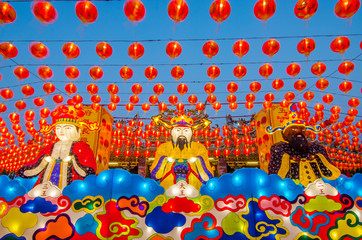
286,63,301,77
263,101,272,109
87,84,98,95
311,62,326,76
125,103,134,112
264,93,275,102
226,82,238,93
32,1,57,24
91,95,101,103
141,103,150,112
13,66,29,80
207,94,217,104
207,65,220,79
171,66,184,80
75,0,98,24
254,0,276,21
335,0,360,18
0,42,18,59
168,0,188,22
131,84,143,95
124,0,145,22
120,66,133,81
245,102,254,110
233,65,247,79
166,41,182,59
176,103,185,112
188,95,197,105
96,42,112,59
29,42,48,58
322,94,334,105
209,0,231,23
40,108,50,118
314,103,324,112
0,103,7,113
294,0,318,20
245,93,256,102
338,61,354,76
0,2,16,24
262,39,280,57
294,79,307,91
24,110,35,121
177,83,188,96
213,102,221,112
108,103,117,112
272,79,284,91
158,102,167,112
144,66,158,80
204,83,216,94
64,83,77,95
128,42,144,60
15,101,26,111
195,103,204,112
316,78,329,91
280,100,290,108
227,94,236,103
168,95,178,105
348,98,360,108
62,42,80,59
73,95,83,104
38,66,53,79
232,40,249,58
259,63,273,79
331,36,350,54
202,40,219,59
297,38,316,57
285,92,295,101
229,102,238,111
43,83,55,94
89,66,103,80
53,95,64,104
21,85,34,97
33,97,45,107
107,84,119,95
339,81,353,93
149,95,158,105
303,91,315,101
153,84,164,95
65,66,80,80
250,82,261,93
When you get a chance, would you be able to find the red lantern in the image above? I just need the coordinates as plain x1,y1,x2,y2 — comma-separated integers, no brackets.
72,95,83,104
227,94,236,103
188,95,197,105
207,94,217,104
91,95,101,103
96,42,112,59
0,2,16,24
226,82,238,93
13,66,29,80
38,66,53,79
177,83,188,96
262,39,280,57
254,0,276,21
128,42,144,60
285,92,295,101
65,66,80,79
176,103,185,112
171,66,184,80
294,79,307,91
264,93,275,102
207,65,220,79
263,101,272,109
149,95,158,105
131,84,143,95
65,83,77,95
303,91,315,101
0,42,18,58
153,84,164,95
233,65,247,79
348,98,360,108
297,38,316,57
259,63,273,79
107,84,119,95
335,0,360,18
62,42,80,59
204,83,216,94
53,95,64,104
125,103,134,112
87,84,98,95
202,41,219,59
209,0,231,22
24,110,35,121
89,66,103,80
168,0,188,22
229,102,238,111
144,66,158,80
43,83,55,94
0,103,7,113
316,78,329,91
15,101,26,111
21,85,34,97
213,102,221,112
124,0,145,22
107,103,117,112
168,95,178,105
331,36,350,54
245,93,256,102
314,103,324,112
338,61,354,76
339,81,353,93
32,1,57,23
158,102,168,112
272,79,284,91
40,108,50,118
280,100,289,108
245,102,254,110
120,66,133,81
166,41,182,59
142,103,150,112
232,40,249,58
311,62,326,76
75,0,98,24
33,97,45,107
286,63,301,77
195,103,204,112
250,82,261,93
322,94,334,105
294,0,318,20
29,42,48,58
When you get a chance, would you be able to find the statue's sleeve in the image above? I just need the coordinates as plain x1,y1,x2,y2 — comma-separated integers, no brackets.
18,144,53,178
268,143,285,175
150,143,169,181
71,141,97,177
194,143,213,182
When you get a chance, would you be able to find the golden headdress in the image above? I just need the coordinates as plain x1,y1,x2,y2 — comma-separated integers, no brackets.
152,113,211,130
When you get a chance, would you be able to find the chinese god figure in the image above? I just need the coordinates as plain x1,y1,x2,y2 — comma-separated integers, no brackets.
18,105,99,190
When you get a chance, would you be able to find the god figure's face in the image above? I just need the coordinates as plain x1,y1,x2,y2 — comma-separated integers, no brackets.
283,125,306,142
171,127,192,143
55,124,80,141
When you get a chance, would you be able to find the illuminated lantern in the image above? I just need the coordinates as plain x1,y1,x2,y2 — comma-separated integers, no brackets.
207,94,217,104
177,83,188,96
124,0,145,22
322,94,334,105
158,102,167,112
168,95,178,105
226,82,238,93
232,40,249,58
42,83,55,94
142,103,150,112
73,95,83,104
128,42,144,60
262,39,280,57
311,62,326,76
168,0,188,22
335,0,360,18
286,63,301,77
53,95,63,104
0,42,18,58
294,79,307,91
294,0,318,20
65,66,80,79
13,66,29,80
107,84,119,94
348,108,358,116
87,83,98,95
204,83,216,94
91,94,101,103
89,66,103,80
203,40,219,58
254,0,276,21
227,94,236,103
166,41,182,59
245,93,255,102
259,63,273,79
32,1,57,23
96,42,112,59
108,103,117,112
62,42,80,59
176,103,185,112
263,101,272,109
125,103,134,112
348,98,360,108
153,84,164,95
195,102,204,112
75,0,98,24
120,66,133,81
338,61,354,75
250,81,261,93
131,84,143,95
331,36,350,54
9,113,19,124
272,79,284,91
209,0,231,22
264,93,275,102
149,95,158,105
280,100,289,108
285,92,295,101
0,2,16,24
21,85,34,97
245,102,254,110
40,108,50,118
38,66,53,79
188,95,197,105
171,66,184,80
213,102,221,112
297,38,315,57
233,65,247,79
33,97,45,107
29,42,48,58
316,78,329,91
0,103,7,113
15,100,26,111
314,103,324,112
303,91,315,101
339,81,353,93
144,66,158,80
228,102,238,112
24,110,35,121
64,83,77,95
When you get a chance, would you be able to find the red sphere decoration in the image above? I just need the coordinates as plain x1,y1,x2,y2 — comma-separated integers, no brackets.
62,42,80,59
177,83,188,96
233,65,247,79
33,97,45,107
303,91,315,101
96,42,112,59
107,84,119,95
65,66,80,80
168,95,178,105
264,93,275,102
207,65,220,79
75,0,98,24
262,39,280,57
43,83,55,94
30,42,49,58
232,40,249,58
207,94,217,104
311,62,326,76
254,0,276,21
120,66,133,81
0,2,16,24
15,101,26,111
226,82,238,93
322,94,334,105
204,83,216,94
124,0,145,22
89,66,103,80
32,1,57,23
168,0,188,22
294,79,307,91
316,78,329,91
294,0,318,20
227,94,236,103
38,66,53,79
259,63,273,79
125,103,134,112
213,102,221,112
87,84,98,95
166,41,182,59
229,102,238,111
203,40,219,59
338,61,354,76
297,38,316,57
13,66,29,80
24,110,35,121
188,95,198,105
245,93,256,102
245,102,254,110
111,94,121,104
209,0,231,22
128,42,144,60
91,95,101,103
144,66,158,80
331,36,350,54
64,83,77,95
153,84,164,95
142,103,150,112
21,85,34,97
335,0,360,18
272,79,284,91
158,102,168,112
250,82,261,93
171,66,184,80
348,98,360,108
149,95,159,105
0,42,18,59
53,95,64,104
285,92,295,101
40,108,50,118
339,81,353,93
286,63,301,77
195,103,204,112
176,103,185,112
131,84,143,95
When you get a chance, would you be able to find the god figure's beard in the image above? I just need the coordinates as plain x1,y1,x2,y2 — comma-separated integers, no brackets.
173,136,189,151
289,133,309,154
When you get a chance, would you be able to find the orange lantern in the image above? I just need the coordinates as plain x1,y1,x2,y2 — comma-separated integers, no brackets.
204,83,216,94
0,42,18,58
168,0,188,22
297,38,316,57
166,41,182,59
75,0,98,24
87,84,98,95
227,94,236,103
149,95,158,105
177,83,188,96
264,93,275,102
64,83,77,95
53,95,64,104
142,103,150,112
245,93,256,102
254,0,276,21
176,103,185,112
13,66,29,80
65,66,80,80
0,89,13,99
286,63,301,77
233,65,247,79
209,0,231,23
168,95,178,105
322,94,334,105
335,0,360,18
21,85,34,97
294,79,307,91
62,42,80,59
195,102,204,112
125,103,134,112
108,103,117,112
91,95,101,103
226,82,238,93
213,102,221,112
232,40,249,58
229,102,238,111
33,97,45,107
285,92,295,101
316,78,329,91
272,79,284,91
38,66,53,79
280,100,290,108
338,61,354,76
0,2,16,24
120,66,133,81
348,98,360,108
124,0,145,22
107,84,119,94
131,83,143,95
245,102,254,110
331,36,350,54
303,91,315,101
202,40,219,59
314,103,324,112
262,39,280,57
24,110,35,121
263,101,272,109
171,66,184,80
207,65,220,79
40,108,50,118
188,95,197,105
294,0,318,20
15,101,26,111
29,42,48,58
259,63,273,79
43,83,55,94
311,62,326,76
339,81,353,93
0,103,7,113
158,102,168,112
207,94,217,104
144,66,158,80
128,42,144,60
153,84,164,95
250,81,261,93
32,1,57,23
89,66,103,80
96,42,112,59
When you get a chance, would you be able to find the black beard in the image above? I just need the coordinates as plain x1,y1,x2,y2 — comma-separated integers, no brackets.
174,137,189,151
289,133,309,154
